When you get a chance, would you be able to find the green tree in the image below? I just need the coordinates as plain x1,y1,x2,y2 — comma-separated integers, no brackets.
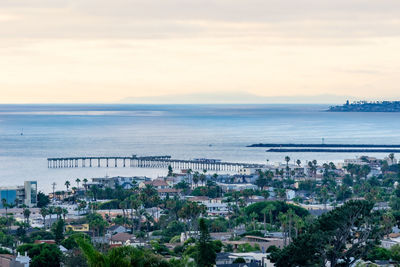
65,181,71,192
52,219,65,244
270,200,393,267
77,238,170,267
76,178,81,189
37,192,50,208
195,218,216,267
17,243,62,267
168,165,173,176
23,208,31,225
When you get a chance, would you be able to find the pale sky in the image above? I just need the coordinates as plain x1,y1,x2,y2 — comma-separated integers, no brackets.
1,0,400,103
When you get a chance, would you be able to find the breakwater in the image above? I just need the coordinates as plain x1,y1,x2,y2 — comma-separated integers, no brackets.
248,143,400,148
266,149,400,153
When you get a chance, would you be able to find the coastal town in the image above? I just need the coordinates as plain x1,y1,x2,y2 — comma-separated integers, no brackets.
1,154,400,266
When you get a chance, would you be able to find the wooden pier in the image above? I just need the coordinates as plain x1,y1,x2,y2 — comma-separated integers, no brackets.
47,155,266,172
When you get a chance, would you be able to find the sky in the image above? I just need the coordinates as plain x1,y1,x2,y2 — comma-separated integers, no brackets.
1,0,400,103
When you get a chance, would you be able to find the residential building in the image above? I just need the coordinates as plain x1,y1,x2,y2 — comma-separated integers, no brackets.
91,176,149,189
0,181,37,208
107,225,127,235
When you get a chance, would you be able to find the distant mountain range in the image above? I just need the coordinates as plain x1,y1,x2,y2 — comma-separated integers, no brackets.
120,92,354,104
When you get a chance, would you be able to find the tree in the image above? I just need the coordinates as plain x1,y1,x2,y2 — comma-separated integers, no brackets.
296,159,301,167
199,174,206,187
40,207,49,229
77,238,170,267
37,192,50,208
195,218,216,267
62,208,68,221
65,181,71,192
270,200,393,267
168,165,173,176
76,178,81,189
285,156,291,178
193,172,199,188
83,178,88,191
53,219,65,244
389,153,395,164
233,257,246,263
262,203,276,230
23,208,31,225
17,243,62,267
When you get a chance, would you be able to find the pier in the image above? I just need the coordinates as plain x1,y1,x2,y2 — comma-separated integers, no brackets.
47,155,265,172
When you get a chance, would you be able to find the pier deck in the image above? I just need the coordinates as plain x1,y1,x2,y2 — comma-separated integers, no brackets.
47,155,265,172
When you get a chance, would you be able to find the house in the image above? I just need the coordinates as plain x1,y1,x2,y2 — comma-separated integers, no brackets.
216,252,271,267
157,188,182,199
239,167,258,176
107,225,127,235
0,252,30,267
381,233,400,249
139,179,170,189
217,183,258,192
110,233,135,246
66,224,89,232
151,179,169,189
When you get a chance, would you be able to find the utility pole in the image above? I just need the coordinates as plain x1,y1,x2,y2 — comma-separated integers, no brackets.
52,182,56,203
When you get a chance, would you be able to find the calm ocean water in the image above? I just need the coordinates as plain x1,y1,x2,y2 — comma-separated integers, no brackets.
1,104,400,193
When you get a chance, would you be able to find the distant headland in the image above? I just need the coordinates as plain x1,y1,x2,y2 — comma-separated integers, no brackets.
328,101,400,112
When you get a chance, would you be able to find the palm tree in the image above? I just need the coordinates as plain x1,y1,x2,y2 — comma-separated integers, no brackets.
83,178,88,191
250,212,258,230
296,159,301,167
40,207,49,229
389,153,395,164
212,173,218,182
76,178,81,189
23,208,31,225
285,156,290,168
186,169,193,187
62,208,68,221
193,172,199,188
200,173,206,187
55,206,62,220
65,181,70,192
264,203,276,228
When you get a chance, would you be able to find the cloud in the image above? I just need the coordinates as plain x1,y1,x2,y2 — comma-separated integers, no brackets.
1,0,400,42
1,0,400,103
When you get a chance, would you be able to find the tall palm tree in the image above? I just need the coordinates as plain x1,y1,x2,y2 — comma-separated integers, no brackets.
200,173,206,187
83,178,88,191
40,207,49,229
296,159,301,167
186,169,193,187
284,156,291,179
388,153,395,164
55,206,62,220
23,208,31,225
64,181,70,192
285,156,290,167
193,172,199,188
76,178,81,189
62,208,68,221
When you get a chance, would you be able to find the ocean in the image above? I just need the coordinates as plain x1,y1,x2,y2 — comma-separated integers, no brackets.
1,104,399,193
